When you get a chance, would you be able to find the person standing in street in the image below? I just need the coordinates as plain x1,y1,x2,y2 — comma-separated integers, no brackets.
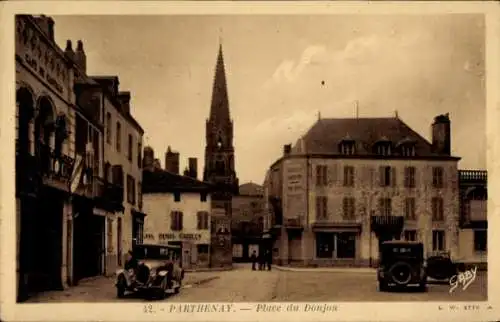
250,250,257,270
266,250,272,271
258,251,265,271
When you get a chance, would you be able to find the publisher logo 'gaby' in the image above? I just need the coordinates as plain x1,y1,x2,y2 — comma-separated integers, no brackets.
449,266,477,294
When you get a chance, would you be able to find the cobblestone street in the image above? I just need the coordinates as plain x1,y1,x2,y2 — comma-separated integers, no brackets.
26,264,487,303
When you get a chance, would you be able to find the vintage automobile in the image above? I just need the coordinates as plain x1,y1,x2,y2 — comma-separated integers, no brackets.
377,241,427,292
115,244,185,299
426,251,460,281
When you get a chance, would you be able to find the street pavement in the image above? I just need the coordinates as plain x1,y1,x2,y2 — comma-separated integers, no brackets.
25,264,487,302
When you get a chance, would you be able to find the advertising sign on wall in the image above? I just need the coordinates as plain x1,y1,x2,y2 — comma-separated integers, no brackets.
283,159,307,221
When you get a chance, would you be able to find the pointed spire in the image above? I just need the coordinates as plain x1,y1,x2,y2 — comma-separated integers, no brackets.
209,42,230,122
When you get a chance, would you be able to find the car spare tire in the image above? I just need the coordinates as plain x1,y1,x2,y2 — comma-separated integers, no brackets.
388,262,413,286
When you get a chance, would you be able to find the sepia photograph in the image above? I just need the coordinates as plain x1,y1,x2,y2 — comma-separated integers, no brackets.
2,1,499,322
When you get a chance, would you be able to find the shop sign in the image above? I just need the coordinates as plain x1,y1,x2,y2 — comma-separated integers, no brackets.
158,232,202,241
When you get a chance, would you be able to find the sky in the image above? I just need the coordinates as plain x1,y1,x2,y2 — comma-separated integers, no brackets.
52,14,486,184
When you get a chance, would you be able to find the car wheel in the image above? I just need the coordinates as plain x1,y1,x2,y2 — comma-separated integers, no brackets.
116,276,126,298
388,262,413,286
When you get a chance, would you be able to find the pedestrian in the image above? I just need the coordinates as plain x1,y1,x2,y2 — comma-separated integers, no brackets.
266,250,272,271
258,251,265,271
250,250,257,271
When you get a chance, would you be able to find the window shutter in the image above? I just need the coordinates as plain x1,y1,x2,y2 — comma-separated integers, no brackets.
441,168,446,189
179,212,183,230
379,166,385,187
315,166,321,185
170,211,175,230
323,166,328,186
197,212,201,230
391,167,397,187
323,197,328,218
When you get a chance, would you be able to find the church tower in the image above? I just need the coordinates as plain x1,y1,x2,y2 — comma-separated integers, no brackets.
204,43,238,268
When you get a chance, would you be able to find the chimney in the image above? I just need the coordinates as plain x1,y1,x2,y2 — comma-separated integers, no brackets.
164,146,180,174
64,40,74,61
153,158,162,171
183,167,190,176
117,91,131,114
431,113,451,155
74,40,87,73
142,146,154,171
47,17,55,41
283,144,292,156
188,157,198,179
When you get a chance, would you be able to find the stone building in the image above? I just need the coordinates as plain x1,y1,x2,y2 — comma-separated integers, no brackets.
263,114,461,267
203,44,239,268
142,158,213,269
458,170,487,269
231,183,265,262
15,15,144,301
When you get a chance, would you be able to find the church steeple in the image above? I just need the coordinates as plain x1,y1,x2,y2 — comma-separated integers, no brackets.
209,43,230,122
203,42,238,194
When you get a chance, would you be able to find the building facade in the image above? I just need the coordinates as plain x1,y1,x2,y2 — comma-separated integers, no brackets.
98,75,145,274
142,159,213,269
458,170,487,269
15,15,145,301
203,44,239,268
231,183,265,262
263,114,461,267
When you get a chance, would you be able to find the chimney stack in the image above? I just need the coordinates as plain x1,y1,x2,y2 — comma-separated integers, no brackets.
117,91,131,114
188,157,198,179
183,167,190,176
64,40,74,61
74,40,87,73
153,159,162,171
142,146,155,171
47,17,55,41
283,144,292,156
431,113,451,155
164,146,180,174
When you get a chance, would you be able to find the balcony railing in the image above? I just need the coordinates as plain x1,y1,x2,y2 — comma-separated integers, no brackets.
93,176,124,212
37,143,74,184
459,170,487,183
370,215,405,238
312,217,362,227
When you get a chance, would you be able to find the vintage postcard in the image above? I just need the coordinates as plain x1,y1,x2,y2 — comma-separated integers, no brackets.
1,1,499,321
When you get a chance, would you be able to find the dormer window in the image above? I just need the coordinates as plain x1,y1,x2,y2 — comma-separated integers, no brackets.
401,144,416,157
397,137,417,157
339,141,355,155
376,143,391,156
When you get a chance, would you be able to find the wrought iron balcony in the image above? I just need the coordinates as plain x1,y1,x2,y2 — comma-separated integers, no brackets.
312,217,362,227
370,215,405,239
93,176,124,212
37,143,74,185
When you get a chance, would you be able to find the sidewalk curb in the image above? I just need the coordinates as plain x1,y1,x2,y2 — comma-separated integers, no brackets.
272,265,375,274
189,276,220,287
185,267,233,273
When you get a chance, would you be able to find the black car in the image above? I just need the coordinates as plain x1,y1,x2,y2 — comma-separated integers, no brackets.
377,241,427,292
426,252,460,281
